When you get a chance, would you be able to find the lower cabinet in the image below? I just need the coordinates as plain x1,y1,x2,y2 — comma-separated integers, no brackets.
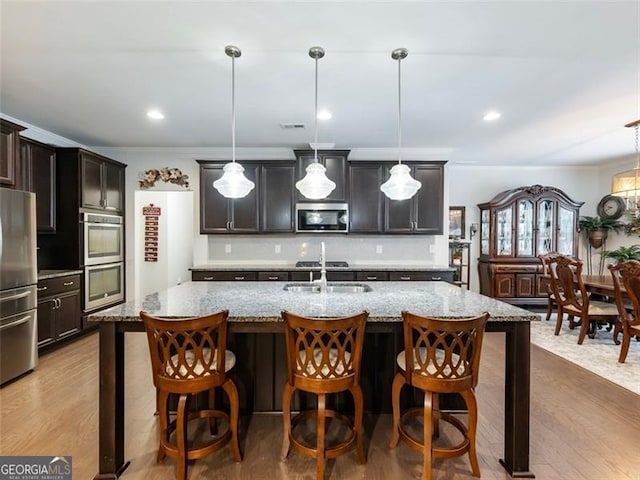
193,269,454,283
37,275,82,349
389,271,454,282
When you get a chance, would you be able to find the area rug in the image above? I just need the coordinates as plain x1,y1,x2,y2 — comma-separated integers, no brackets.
529,313,640,395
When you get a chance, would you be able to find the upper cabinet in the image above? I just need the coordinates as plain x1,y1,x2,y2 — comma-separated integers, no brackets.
0,119,26,188
198,161,295,234
294,150,349,202
79,152,125,213
349,161,445,235
20,138,56,233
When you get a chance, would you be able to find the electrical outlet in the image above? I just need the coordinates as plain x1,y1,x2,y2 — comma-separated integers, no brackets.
275,244,281,254
225,244,231,253
429,244,436,254
376,245,383,254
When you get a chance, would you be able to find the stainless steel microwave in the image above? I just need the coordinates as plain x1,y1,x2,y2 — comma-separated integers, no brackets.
296,203,348,233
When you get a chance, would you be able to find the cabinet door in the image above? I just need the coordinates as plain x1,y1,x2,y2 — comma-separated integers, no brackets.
22,140,56,233
37,298,55,347
81,154,104,209
229,164,259,232
495,274,515,297
516,199,534,257
496,206,514,256
103,162,124,213
516,274,536,297
413,165,444,233
0,120,23,187
557,206,576,255
56,291,82,338
261,164,294,233
384,164,413,232
200,165,231,233
536,199,555,256
295,151,347,202
349,164,383,233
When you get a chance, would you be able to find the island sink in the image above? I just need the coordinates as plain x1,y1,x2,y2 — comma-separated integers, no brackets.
283,283,372,293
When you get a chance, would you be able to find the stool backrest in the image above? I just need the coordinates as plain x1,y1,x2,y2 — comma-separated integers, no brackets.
140,310,229,394
400,311,490,392
281,310,368,393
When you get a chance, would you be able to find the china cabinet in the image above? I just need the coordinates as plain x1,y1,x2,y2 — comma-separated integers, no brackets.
477,184,583,305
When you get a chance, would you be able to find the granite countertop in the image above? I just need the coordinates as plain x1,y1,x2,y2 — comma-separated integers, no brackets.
88,281,538,323
38,269,83,281
191,264,456,272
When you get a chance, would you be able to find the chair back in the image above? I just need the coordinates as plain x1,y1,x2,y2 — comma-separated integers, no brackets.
281,310,368,393
400,311,490,393
548,255,588,312
140,310,229,394
609,260,640,328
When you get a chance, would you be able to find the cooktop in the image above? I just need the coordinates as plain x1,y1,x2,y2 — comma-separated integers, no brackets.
295,261,349,268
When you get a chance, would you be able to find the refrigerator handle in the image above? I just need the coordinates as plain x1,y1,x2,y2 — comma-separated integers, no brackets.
0,290,32,303
0,315,31,331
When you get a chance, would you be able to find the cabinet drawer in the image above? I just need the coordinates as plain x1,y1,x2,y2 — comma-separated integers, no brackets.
355,271,389,281
37,274,81,297
390,271,453,282
192,271,257,281
258,272,289,281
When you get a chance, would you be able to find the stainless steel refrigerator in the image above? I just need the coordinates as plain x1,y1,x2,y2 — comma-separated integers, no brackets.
0,187,37,385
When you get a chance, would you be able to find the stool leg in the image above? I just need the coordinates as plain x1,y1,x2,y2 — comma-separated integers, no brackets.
176,394,189,480
432,393,440,438
281,383,295,460
317,393,327,480
423,391,433,480
222,379,243,463
156,389,169,462
350,385,366,464
389,373,405,448
208,388,217,435
461,389,481,477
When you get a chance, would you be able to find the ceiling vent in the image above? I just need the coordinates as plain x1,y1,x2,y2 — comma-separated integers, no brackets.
280,123,306,130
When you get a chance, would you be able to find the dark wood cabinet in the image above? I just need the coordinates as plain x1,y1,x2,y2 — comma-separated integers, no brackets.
477,185,584,305
258,272,289,281
389,271,454,282
36,274,82,349
348,163,384,233
1,119,26,187
79,151,124,213
355,271,389,281
191,271,257,281
294,150,349,202
199,162,260,233
20,138,56,233
261,162,295,233
193,269,453,283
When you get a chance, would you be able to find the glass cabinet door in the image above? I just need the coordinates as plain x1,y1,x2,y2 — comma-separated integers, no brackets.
537,200,555,255
517,199,534,256
496,206,513,256
557,206,575,255
481,209,490,255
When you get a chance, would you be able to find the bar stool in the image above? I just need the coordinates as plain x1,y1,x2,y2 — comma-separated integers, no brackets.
280,310,369,479
140,310,242,480
390,311,490,480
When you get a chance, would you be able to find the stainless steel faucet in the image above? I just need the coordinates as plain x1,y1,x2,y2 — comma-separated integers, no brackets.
314,241,328,293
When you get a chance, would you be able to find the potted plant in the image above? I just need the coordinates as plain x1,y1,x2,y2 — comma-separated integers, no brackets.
602,245,640,263
578,215,625,248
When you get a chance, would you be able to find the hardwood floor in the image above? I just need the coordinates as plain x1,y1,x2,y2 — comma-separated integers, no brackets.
1,330,639,479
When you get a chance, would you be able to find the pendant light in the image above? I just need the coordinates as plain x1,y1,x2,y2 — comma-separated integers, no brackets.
380,48,422,201
213,45,255,199
295,46,336,200
611,120,640,213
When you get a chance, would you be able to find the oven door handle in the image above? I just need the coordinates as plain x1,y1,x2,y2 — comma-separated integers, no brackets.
0,315,31,331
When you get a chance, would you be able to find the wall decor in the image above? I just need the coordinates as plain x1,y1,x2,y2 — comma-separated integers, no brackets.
142,204,161,262
139,167,189,189
449,206,465,239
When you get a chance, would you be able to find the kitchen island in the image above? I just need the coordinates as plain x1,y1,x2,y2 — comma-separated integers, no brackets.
89,281,538,479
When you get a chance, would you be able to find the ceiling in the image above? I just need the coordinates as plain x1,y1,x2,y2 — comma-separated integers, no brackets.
1,1,638,166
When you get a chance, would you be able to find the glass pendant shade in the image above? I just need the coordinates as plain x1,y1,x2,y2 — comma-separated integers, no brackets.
213,162,255,199
213,45,255,199
380,163,422,200
611,120,640,211
295,163,336,199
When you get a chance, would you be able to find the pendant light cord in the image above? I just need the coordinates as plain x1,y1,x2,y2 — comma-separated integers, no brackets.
397,54,402,165
314,55,319,163
231,53,236,164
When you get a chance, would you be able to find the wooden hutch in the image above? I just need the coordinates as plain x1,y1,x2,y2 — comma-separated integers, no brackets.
477,184,583,305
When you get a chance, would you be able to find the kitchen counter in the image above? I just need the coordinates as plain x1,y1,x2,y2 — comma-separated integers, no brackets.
89,280,536,323
37,269,83,281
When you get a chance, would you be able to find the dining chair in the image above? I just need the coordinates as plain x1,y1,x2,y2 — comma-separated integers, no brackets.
390,311,490,480
609,261,640,363
280,310,369,480
140,310,242,480
539,252,559,321
549,255,619,344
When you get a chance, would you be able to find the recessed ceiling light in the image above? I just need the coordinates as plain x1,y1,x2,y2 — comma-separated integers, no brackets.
483,111,501,122
146,109,165,120
317,110,332,120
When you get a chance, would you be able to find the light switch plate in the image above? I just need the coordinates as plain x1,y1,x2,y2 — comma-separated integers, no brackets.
275,244,281,254
376,245,383,254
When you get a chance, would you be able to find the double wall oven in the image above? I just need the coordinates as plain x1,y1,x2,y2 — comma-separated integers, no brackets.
82,212,124,311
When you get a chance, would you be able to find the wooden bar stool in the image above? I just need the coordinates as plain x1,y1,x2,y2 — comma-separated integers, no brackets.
140,310,242,480
390,311,490,480
280,310,368,479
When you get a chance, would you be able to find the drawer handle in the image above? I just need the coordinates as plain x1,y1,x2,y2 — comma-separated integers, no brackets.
366,276,377,280
37,286,48,292
234,276,245,281
63,281,75,286
431,276,441,281
203,276,214,281
268,276,279,280
400,276,411,281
